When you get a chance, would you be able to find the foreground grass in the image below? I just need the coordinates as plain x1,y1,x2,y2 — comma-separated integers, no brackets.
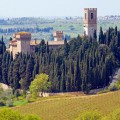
13,100,28,107
12,91,120,120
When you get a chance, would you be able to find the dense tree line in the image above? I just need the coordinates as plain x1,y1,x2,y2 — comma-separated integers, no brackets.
0,27,120,93
0,27,53,34
0,19,7,25
0,17,55,25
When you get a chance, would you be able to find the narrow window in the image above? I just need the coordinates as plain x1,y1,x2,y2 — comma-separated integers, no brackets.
91,13,94,19
85,13,86,19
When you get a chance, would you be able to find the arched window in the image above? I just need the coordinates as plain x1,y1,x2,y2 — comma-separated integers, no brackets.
91,13,94,19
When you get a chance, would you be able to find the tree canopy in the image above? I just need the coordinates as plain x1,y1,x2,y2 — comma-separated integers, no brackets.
0,27,120,93
30,73,51,96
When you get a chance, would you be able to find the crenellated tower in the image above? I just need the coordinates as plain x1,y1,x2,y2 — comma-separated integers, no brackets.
9,32,31,59
84,8,97,38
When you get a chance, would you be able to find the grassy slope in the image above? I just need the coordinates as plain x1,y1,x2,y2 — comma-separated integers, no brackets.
12,91,120,120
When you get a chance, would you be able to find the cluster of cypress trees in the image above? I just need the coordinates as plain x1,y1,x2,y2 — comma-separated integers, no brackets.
0,27,120,93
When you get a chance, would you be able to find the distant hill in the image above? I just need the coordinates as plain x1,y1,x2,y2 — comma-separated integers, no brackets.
1,16,120,46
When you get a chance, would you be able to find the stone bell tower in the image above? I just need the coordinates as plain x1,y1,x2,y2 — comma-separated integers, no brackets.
84,8,97,38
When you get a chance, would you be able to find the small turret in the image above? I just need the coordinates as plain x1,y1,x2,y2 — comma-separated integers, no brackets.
53,31,63,41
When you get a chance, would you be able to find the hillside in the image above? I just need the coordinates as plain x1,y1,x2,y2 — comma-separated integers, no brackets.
1,17,120,46
13,91,120,120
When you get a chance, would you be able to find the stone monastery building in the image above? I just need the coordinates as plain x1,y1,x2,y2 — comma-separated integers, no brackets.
8,8,97,59
9,31,64,58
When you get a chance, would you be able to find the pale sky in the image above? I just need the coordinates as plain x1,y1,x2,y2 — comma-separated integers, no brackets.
0,0,120,17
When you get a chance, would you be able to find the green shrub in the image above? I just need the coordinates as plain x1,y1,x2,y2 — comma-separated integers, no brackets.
1,88,13,100
6,99,13,107
108,83,118,91
111,109,120,120
14,89,21,99
0,109,21,120
97,89,110,94
108,77,120,92
26,94,31,102
23,115,42,120
116,77,120,89
0,109,42,120
101,117,109,120
0,100,5,106
75,111,101,120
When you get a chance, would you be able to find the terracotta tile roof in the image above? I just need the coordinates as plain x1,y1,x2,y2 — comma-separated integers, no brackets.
16,32,31,35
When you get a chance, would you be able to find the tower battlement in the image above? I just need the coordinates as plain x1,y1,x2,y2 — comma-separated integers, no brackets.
84,8,97,11
13,32,31,40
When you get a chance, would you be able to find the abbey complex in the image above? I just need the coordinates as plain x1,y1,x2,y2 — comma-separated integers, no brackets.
8,8,97,58
0,5,120,110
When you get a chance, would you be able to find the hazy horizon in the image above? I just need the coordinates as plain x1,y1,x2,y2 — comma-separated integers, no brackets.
0,0,120,17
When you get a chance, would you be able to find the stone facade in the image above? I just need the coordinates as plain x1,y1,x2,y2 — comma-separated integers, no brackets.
9,32,31,59
9,31,64,59
84,8,97,38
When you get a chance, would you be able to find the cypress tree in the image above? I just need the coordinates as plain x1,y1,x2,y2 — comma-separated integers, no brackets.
99,27,104,44
25,57,34,90
13,60,21,90
74,56,81,91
